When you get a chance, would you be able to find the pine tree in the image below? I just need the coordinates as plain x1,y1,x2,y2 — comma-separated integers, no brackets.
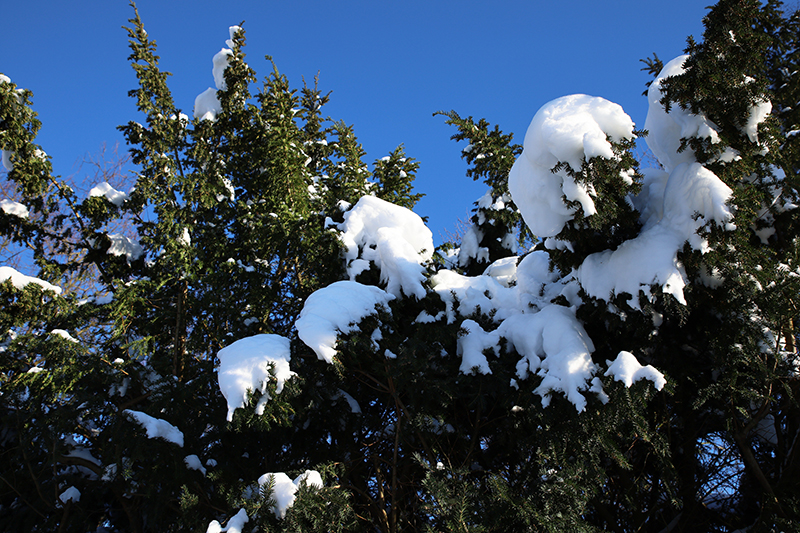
2,1,800,532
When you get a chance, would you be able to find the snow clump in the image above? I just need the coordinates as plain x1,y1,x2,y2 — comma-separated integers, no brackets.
296,280,395,363
217,334,295,421
124,409,184,447
88,182,129,206
337,195,433,299
257,470,324,519
508,94,635,237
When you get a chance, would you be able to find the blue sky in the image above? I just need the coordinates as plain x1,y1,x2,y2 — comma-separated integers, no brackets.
2,1,709,242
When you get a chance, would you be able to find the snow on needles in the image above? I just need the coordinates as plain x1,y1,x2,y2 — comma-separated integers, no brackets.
296,280,395,363
88,182,129,206
508,94,635,237
217,334,295,421
0,266,62,295
194,27,236,121
338,195,433,299
124,410,184,447
209,57,742,417
257,470,323,519
576,58,735,307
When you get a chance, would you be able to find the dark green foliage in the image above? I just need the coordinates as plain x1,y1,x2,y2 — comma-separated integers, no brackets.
434,111,525,276
2,1,800,532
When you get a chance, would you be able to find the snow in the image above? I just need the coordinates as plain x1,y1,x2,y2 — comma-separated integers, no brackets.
430,269,519,324
217,334,295,421
195,34,234,121
1,150,13,171
59,486,81,504
106,234,144,263
194,88,221,121
574,59,735,307
257,470,323,519
508,94,635,238
88,181,129,206
482,256,519,287
0,198,29,218
499,305,597,411
212,49,233,91
296,280,395,363
644,55,721,173
337,195,433,299
123,409,184,447
0,266,62,295
185,454,208,475
206,508,248,533
50,329,79,343
744,99,772,143
605,351,666,390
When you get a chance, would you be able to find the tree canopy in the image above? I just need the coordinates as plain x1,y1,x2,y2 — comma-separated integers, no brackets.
1,1,799,531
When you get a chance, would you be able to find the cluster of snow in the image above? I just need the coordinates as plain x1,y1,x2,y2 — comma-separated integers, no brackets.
106,234,144,263
576,57,736,306
296,280,395,363
88,182,129,206
50,329,79,343
0,198,29,218
1,150,12,171
605,351,666,390
184,454,208,475
508,94,636,237
206,508,248,533
123,409,184,447
194,27,238,121
215,54,757,417
337,195,433,299
0,266,62,295
217,334,295,421
58,486,81,505
257,470,323,519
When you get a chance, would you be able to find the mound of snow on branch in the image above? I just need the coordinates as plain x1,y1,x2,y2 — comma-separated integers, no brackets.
0,266,62,294
257,470,324,519
338,195,433,299
217,334,295,421
296,280,395,363
124,410,184,447
575,57,735,307
508,94,635,237
89,182,129,206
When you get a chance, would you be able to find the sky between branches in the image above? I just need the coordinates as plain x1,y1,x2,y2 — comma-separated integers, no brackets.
1,0,707,241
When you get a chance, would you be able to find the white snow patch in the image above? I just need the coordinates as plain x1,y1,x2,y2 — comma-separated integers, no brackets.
257,470,323,519
206,508,248,533
88,182,129,206
499,305,598,412
644,55,721,173
50,329,79,343
338,196,433,299
745,99,772,144
185,454,208,475
106,234,144,263
577,161,733,306
508,94,635,237
59,486,81,504
605,351,666,390
124,409,184,447
217,334,295,422
296,280,395,363
194,88,221,121
0,199,29,218
0,266,62,294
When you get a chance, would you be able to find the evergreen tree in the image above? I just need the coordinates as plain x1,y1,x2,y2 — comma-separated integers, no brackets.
1,1,800,532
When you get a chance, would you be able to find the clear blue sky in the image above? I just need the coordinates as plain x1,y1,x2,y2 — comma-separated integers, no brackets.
2,1,709,242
